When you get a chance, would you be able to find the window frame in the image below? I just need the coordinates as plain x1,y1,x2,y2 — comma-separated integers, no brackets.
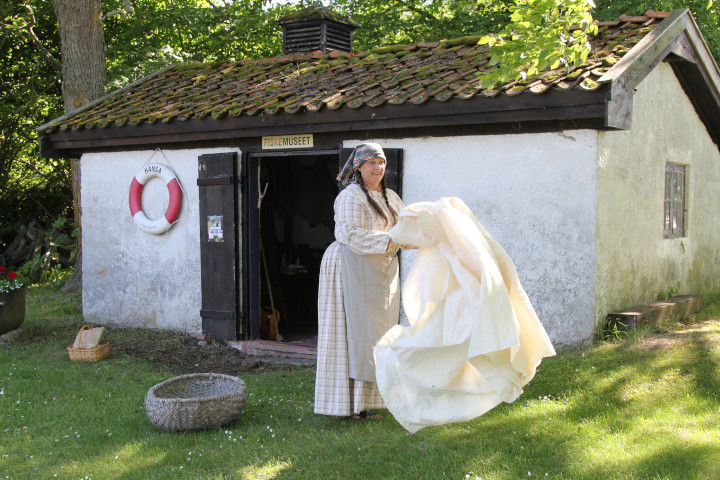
664,163,686,238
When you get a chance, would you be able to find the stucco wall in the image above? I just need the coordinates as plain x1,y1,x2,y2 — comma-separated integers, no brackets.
349,132,599,349
596,63,720,322
81,147,240,333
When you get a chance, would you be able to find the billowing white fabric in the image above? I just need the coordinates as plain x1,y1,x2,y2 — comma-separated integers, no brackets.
374,197,556,433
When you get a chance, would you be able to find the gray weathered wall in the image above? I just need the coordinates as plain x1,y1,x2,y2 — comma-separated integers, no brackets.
595,63,720,323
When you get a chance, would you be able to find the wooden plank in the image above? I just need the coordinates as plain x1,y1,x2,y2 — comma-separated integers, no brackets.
601,10,692,130
670,57,720,145
46,99,608,152
683,12,720,96
246,154,261,340
606,295,703,331
44,89,608,143
44,118,610,160
252,149,339,157
240,153,249,340
197,175,233,186
198,152,238,340
200,309,236,319
598,9,689,87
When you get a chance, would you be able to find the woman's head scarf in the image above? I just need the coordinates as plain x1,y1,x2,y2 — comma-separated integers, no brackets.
337,143,387,186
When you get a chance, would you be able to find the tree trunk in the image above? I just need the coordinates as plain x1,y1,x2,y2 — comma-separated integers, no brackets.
54,0,107,292
53,0,106,112
62,159,82,292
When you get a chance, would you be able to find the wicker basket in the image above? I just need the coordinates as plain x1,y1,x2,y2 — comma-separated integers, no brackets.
67,341,110,361
145,373,247,432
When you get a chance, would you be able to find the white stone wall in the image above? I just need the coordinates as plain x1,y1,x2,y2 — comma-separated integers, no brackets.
81,64,719,348
81,147,240,333
348,131,599,349
595,63,720,321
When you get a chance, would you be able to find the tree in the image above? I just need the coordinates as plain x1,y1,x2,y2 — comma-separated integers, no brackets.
102,0,287,88
53,0,106,112
51,0,108,291
327,0,513,49
478,0,597,88
0,1,70,247
3,0,720,280
594,0,719,58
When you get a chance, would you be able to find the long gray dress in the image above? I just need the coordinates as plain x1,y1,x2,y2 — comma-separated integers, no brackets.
314,184,404,416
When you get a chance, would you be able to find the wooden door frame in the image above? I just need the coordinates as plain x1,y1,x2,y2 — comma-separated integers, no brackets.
244,149,340,340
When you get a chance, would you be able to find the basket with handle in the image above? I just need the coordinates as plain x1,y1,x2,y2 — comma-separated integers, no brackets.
67,325,110,361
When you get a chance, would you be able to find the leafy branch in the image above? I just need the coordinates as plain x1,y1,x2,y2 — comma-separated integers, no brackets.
478,0,598,89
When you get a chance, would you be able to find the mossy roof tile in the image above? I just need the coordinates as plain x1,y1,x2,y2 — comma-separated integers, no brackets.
43,12,669,132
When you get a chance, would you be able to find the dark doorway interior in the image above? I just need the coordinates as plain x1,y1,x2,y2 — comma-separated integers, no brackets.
258,154,338,346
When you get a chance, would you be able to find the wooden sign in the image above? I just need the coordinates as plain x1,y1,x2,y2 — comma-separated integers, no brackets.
262,134,313,150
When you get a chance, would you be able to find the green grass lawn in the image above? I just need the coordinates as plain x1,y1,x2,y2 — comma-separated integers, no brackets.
2,287,720,479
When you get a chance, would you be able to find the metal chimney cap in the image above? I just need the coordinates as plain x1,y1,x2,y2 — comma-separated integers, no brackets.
276,5,361,29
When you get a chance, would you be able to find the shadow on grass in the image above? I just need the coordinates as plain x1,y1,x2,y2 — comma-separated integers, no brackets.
5,287,719,479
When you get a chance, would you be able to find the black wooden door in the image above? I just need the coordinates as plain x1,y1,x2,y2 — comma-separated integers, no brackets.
198,152,238,340
339,147,403,195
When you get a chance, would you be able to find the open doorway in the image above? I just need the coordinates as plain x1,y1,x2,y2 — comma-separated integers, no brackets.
256,153,338,346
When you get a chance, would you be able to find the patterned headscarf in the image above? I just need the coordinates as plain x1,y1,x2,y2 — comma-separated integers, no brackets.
337,143,387,186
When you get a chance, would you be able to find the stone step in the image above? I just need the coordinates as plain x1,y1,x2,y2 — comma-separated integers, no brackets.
606,295,703,331
229,339,317,365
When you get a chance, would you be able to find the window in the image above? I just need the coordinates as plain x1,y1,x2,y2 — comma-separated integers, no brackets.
664,163,685,237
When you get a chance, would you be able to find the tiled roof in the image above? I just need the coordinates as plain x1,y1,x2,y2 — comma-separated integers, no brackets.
42,11,671,133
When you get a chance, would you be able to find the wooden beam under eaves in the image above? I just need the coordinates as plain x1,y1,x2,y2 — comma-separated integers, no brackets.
599,8,720,133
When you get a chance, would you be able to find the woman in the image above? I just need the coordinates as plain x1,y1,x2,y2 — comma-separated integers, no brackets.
314,143,404,419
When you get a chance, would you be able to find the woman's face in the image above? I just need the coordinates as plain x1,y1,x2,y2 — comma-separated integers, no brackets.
357,157,386,191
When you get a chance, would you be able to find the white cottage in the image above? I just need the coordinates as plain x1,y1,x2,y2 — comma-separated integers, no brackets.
37,8,720,349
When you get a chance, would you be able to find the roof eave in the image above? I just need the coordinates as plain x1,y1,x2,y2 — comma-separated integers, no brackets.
35,63,179,134
599,8,720,145
38,88,609,158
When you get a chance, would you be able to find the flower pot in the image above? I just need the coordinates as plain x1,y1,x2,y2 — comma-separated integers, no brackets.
0,287,26,335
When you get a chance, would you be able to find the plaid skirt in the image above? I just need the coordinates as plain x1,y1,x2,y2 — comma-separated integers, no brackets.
314,242,386,416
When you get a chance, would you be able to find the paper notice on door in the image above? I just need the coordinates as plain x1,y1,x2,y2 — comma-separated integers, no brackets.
208,215,224,242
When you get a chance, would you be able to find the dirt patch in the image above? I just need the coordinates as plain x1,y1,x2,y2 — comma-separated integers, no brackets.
101,327,298,375
630,331,685,351
628,320,720,352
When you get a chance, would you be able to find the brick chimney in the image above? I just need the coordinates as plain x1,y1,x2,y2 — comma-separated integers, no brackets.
277,6,360,54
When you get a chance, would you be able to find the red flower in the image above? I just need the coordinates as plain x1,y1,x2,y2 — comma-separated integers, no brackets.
7,271,18,280
0,266,6,272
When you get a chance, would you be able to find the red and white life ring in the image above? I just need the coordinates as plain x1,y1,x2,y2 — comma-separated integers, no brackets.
128,163,182,235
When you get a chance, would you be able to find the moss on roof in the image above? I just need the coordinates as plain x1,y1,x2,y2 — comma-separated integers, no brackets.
42,11,671,134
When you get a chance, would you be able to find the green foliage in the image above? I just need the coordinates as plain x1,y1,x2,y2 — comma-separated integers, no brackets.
15,217,77,288
602,318,632,340
102,0,294,89
657,285,680,300
327,0,513,49
595,0,720,64
0,1,68,251
478,0,598,88
3,0,720,267
0,0,74,279
0,1,62,187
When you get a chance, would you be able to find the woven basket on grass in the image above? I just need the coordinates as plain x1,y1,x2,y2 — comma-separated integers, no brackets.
145,373,247,431
67,341,110,361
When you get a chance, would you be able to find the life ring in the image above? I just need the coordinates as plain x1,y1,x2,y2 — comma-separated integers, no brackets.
129,163,182,235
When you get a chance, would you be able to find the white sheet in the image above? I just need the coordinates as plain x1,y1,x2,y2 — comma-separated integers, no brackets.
374,197,556,433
